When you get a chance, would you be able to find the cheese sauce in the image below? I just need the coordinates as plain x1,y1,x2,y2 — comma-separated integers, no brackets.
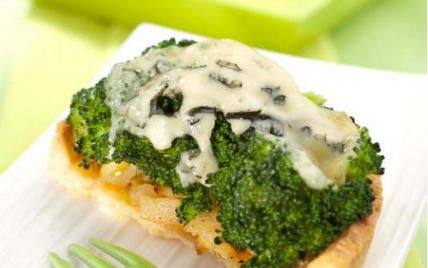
105,39,358,189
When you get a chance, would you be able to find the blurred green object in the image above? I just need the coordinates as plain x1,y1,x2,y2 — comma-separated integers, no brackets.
32,0,379,54
49,238,158,268
331,0,427,74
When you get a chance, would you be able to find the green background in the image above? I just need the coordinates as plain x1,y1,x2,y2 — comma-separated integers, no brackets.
0,0,426,267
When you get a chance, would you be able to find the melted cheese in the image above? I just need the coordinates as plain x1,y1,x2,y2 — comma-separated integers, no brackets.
105,39,358,189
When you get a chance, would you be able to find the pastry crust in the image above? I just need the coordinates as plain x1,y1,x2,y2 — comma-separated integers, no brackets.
49,121,382,268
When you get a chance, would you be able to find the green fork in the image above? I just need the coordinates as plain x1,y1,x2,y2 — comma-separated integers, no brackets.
49,238,158,268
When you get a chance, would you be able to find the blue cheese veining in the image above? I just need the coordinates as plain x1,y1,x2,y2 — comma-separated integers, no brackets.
105,39,358,189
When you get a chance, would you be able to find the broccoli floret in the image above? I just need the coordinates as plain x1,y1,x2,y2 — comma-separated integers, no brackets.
210,113,240,167
347,126,385,180
67,38,196,168
176,183,213,223
112,131,198,193
67,78,112,168
142,38,196,55
303,92,384,179
208,120,375,268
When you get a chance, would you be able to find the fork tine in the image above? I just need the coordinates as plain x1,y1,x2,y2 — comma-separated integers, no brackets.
89,238,157,268
69,244,118,268
48,253,75,268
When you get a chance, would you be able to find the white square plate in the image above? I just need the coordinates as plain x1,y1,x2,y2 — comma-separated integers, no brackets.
0,23,426,268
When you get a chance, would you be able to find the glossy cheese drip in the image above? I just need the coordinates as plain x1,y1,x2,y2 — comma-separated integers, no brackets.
105,39,358,189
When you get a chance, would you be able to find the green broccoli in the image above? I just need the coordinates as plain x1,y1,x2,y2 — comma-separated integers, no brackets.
112,131,198,193
347,126,385,179
142,38,196,55
67,39,194,168
208,116,375,267
66,39,384,268
67,78,112,168
176,183,213,223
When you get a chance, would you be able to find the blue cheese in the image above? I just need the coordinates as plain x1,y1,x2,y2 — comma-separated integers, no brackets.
105,39,358,189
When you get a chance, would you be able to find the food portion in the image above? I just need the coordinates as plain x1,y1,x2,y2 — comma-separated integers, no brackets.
50,38,384,268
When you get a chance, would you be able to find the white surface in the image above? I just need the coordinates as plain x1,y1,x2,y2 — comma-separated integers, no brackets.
0,23,427,268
